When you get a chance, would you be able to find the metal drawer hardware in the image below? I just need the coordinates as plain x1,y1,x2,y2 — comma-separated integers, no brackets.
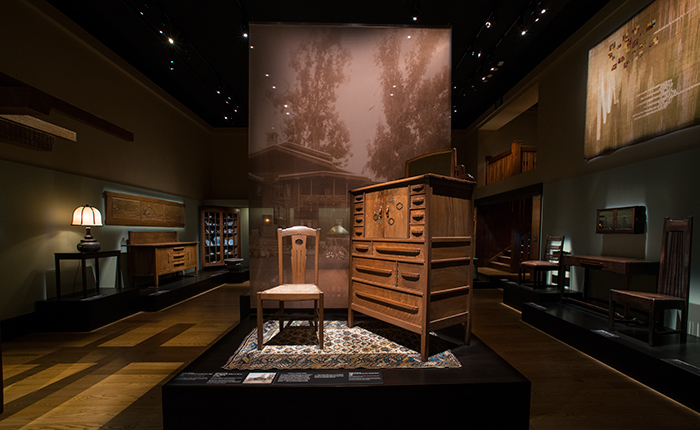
355,291,419,313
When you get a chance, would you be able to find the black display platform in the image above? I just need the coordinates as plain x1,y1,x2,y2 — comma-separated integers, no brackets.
34,269,237,332
35,287,140,332
503,280,583,311
162,316,532,429
522,301,700,412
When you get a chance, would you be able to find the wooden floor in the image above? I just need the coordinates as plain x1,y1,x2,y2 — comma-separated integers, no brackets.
1,284,698,429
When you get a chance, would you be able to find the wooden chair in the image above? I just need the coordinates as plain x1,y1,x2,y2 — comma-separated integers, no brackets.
404,147,469,179
257,226,324,350
518,235,565,288
609,217,693,346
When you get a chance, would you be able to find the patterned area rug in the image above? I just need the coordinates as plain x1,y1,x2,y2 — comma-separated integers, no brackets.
223,320,462,370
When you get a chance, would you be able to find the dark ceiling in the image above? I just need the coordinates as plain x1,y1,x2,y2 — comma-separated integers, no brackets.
45,0,611,129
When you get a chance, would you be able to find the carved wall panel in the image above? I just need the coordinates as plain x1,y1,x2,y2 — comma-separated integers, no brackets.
104,191,185,227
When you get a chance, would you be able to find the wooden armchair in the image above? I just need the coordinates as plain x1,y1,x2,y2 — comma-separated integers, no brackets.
518,235,565,288
609,217,692,346
257,226,324,350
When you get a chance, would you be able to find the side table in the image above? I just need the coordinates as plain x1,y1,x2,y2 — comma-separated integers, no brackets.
54,250,122,299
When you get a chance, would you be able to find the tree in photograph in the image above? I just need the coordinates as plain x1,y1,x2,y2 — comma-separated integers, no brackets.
365,29,451,181
268,28,353,167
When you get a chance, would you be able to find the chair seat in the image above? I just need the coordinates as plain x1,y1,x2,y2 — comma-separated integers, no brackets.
259,284,322,300
610,290,685,304
520,260,558,269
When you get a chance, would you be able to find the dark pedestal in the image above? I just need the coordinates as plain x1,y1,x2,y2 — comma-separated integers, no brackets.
36,288,139,332
162,316,532,429
522,301,700,413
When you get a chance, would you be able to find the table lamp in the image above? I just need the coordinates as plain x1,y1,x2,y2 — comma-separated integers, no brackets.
72,204,103,252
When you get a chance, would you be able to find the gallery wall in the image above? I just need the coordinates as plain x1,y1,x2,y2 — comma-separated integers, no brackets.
464,0,700,335
0,0,244,325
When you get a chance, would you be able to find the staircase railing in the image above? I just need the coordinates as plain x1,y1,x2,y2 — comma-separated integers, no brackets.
485,141,537,185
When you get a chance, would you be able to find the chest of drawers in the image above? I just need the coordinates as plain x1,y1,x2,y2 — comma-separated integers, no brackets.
348,174,475,361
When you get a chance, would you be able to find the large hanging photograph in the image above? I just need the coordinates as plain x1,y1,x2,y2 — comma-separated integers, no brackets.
584,0,700,159
247,24,451,307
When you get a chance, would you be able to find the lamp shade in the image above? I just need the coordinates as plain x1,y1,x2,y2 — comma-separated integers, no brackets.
72,205,103,226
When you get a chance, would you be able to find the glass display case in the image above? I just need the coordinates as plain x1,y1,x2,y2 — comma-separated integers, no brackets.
201,207,240,267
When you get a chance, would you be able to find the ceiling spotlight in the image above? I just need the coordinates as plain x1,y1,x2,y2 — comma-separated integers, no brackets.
243,32,248,38
413,16,418,21
168,37,174,44
485,10,496,29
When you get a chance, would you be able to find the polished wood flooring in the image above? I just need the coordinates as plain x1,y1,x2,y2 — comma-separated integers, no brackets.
1,284,698,429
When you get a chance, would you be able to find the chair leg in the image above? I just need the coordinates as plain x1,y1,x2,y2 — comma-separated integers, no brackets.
680,310,688,344
648,307,656,347
608,297,615,332
257,294,264,350
278,301,284,331
318,295,324,349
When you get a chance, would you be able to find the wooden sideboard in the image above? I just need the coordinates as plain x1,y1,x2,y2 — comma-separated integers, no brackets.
127,231,198,287
348,174,476,361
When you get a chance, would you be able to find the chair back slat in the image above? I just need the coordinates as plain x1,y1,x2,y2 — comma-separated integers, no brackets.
277,226,320,285
657,217,693,299
543,235,565,263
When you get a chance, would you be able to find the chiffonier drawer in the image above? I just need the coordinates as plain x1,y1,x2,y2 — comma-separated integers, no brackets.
410,209,425,224
372,242,424,262
396,262,426,293
410,195,426,210
352,257,395,286
352,281,422,327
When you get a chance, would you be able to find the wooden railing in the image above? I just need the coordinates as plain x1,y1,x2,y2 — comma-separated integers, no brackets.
485,141,537,185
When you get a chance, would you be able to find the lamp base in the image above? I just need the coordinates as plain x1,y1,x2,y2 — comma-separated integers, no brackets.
77,239,101,253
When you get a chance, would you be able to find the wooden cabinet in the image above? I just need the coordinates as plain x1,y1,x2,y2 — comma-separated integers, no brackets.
201,207,240,268
127,231,198,287
348,174,475,361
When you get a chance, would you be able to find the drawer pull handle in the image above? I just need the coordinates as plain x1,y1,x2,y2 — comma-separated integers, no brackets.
412,185,425,193
173,262,185,267
411,229,424,237
375,246,421,257
355,205,363,212
356,265,393,277
412,213,424,222
354,245,370,252
355,217,363,224
355,195,363,201
172,254,185,259
412,198,425,206
401,272,421,281
173,247,185,251
355,292,419,314
354,230,363,237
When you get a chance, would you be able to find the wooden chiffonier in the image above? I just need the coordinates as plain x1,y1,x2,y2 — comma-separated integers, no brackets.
348,173,475,361
127,231,198,287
